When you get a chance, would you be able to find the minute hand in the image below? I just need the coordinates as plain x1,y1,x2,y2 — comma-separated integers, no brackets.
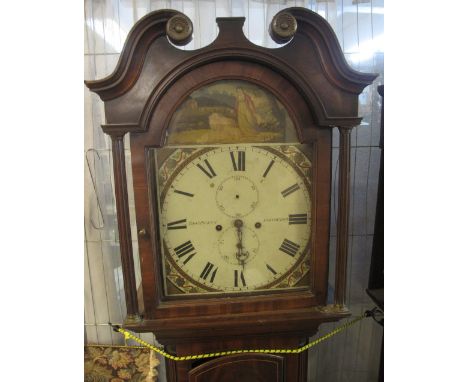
234,219,249,268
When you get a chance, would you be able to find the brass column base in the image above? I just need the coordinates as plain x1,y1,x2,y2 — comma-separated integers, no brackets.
124,314,142,325
318,304,350,314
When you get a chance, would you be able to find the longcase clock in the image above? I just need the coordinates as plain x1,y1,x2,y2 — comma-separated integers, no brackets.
85,8,377,382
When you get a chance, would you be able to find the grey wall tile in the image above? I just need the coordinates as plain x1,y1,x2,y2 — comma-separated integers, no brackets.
246,0,267,46
84,88,94,152
366,148,381,234
140,332,157,346
341,371,370,382
357,2,373,53
86,241,111,324
332,127,340,148
101,240,127,323
342,0,359,53
96,324,114,345
150,1,167,12
158,353,167,381
347,235,373,305
313,322,337,379
354,317,378,372
198,1,218,47
125,332,144,347
316,1,328,21
308,342,320,382
85,324,99,344
327,234,336,304
327,0,344,51
330,147,339,236
111,329,126,345
339,317,362,375
133,240,142,290
371,53,384,147
372,0,384,50
91,150,118,242
355,122,372,148
84,242,96,324
350,148,371,236
89,0,107,54
125,150,139,243
84,0,94,55
369,323,385,381
368,322,383,381
85,153,104,242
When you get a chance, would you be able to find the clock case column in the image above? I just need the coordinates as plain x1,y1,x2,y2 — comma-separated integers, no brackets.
110,132,140,324
85,8,377,382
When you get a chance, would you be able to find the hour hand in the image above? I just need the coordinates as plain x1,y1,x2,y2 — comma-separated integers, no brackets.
234,219,249,266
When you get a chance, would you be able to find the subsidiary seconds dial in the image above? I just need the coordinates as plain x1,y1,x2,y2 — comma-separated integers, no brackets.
160,145,312,293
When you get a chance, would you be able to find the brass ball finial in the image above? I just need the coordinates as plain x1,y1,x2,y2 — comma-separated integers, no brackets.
270,12,297,44
166,14,193,46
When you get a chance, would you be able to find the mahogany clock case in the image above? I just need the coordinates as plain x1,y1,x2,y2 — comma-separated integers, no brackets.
129,68,337,342
85,7,376,346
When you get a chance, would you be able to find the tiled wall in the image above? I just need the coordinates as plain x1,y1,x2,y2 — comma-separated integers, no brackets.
84,1,384,381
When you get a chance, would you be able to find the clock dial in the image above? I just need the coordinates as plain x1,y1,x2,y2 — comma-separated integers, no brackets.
158,145,313,293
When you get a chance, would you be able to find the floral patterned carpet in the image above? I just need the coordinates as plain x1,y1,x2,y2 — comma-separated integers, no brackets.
84,346,160,382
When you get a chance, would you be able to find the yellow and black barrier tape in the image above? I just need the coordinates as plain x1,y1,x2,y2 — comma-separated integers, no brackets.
109,309,380,362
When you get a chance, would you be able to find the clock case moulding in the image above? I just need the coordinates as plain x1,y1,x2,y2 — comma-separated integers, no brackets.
85,5,376,360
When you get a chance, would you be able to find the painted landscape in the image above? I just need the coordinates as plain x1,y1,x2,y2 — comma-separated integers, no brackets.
166,80,297,145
